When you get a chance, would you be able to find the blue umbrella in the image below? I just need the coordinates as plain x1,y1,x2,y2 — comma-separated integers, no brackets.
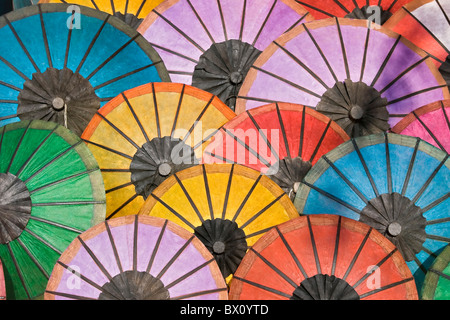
294,132,450,293
12,0,37,10
0,4,169,136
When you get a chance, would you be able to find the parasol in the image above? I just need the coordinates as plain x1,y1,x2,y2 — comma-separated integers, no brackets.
236,18,450,137
421,244,450,299
229,214,417,300
294,132,450,291
137,0,313,110
38,0,165,29
0,4,169,136
0,120,105,300
384,0,450,87
81,82,235,220
203,102,350,200
0,259,5,300
295,0,412,24
13,0,39,10
45,215,228,300
391,99,450,153
138,164,299,282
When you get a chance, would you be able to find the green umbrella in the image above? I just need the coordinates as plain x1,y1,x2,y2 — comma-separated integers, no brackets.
0,120,105,299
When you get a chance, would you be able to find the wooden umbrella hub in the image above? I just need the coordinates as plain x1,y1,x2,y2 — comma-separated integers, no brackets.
291,274,360,300
359,192,426,262
98,270,170,300
316,79,389,138
0,173,31,244
192,40,262,111
17,67,100,136
194,218,248,279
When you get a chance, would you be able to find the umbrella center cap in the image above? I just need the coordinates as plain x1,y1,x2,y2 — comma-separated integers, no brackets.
158,163,172,177
360,193,426,262
229,71,243,85
52,97,66,111
349,105,364,120
0,173,32,244
387,222,402,237
213,241,226,254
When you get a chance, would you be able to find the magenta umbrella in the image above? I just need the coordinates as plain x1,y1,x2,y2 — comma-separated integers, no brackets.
137,0,313,110
236,18,450,137
44,215,228,300
391,99,450,153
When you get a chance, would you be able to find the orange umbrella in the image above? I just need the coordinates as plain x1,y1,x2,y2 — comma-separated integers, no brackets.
229,214,418,300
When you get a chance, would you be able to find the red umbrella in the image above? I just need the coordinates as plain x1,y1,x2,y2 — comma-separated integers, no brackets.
137,0,313,110
203,102,350,199
229,214,418,300
391,99,450,153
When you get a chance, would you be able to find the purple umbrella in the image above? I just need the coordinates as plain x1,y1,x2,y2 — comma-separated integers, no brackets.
44,215,228,300
137,0,313,110
236,18,450,137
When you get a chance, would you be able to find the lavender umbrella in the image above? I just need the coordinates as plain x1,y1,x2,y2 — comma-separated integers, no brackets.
236,18,450,137
137,0,313,110
45,215,228,300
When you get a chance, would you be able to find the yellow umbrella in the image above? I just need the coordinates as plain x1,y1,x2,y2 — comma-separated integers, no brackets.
81,83,235,220
139,163,299,283
39,0,164,28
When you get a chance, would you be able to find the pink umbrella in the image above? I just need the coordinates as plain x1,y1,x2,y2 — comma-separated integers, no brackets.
391,99,450,153
45,215,227,300
137,0,313,110
236,18,450,137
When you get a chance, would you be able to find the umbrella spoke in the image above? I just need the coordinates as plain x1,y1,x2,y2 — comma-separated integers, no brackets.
173,174,205,224
6,243,31,299
23,140,83,184
181,95,215,145
221,164,234,219
387,85,448,106
28,168,98,194
273,41,329,90
251,65,323,99
83,139,134,160
149,194,196,230
165,258,215,290
16,237,50,278
359,277,415,299
148,42,199,64
155,236,195,280
247,110,280,162
28,216,83,236
249,247,298,288
306,216,321,274
0,55,29,81
236,182,282,227
145,219,168,274
411,111,446,151
152,10,205,53
106,193,139,220
95,112,140,150
93,63,159,91
411,154,449,203
201,165,215,220
401,139,420,196
370,36,401,87
170,287,228,300
275,226,309,279
335,18,350,80
4,15,40,73
170,84,186,139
